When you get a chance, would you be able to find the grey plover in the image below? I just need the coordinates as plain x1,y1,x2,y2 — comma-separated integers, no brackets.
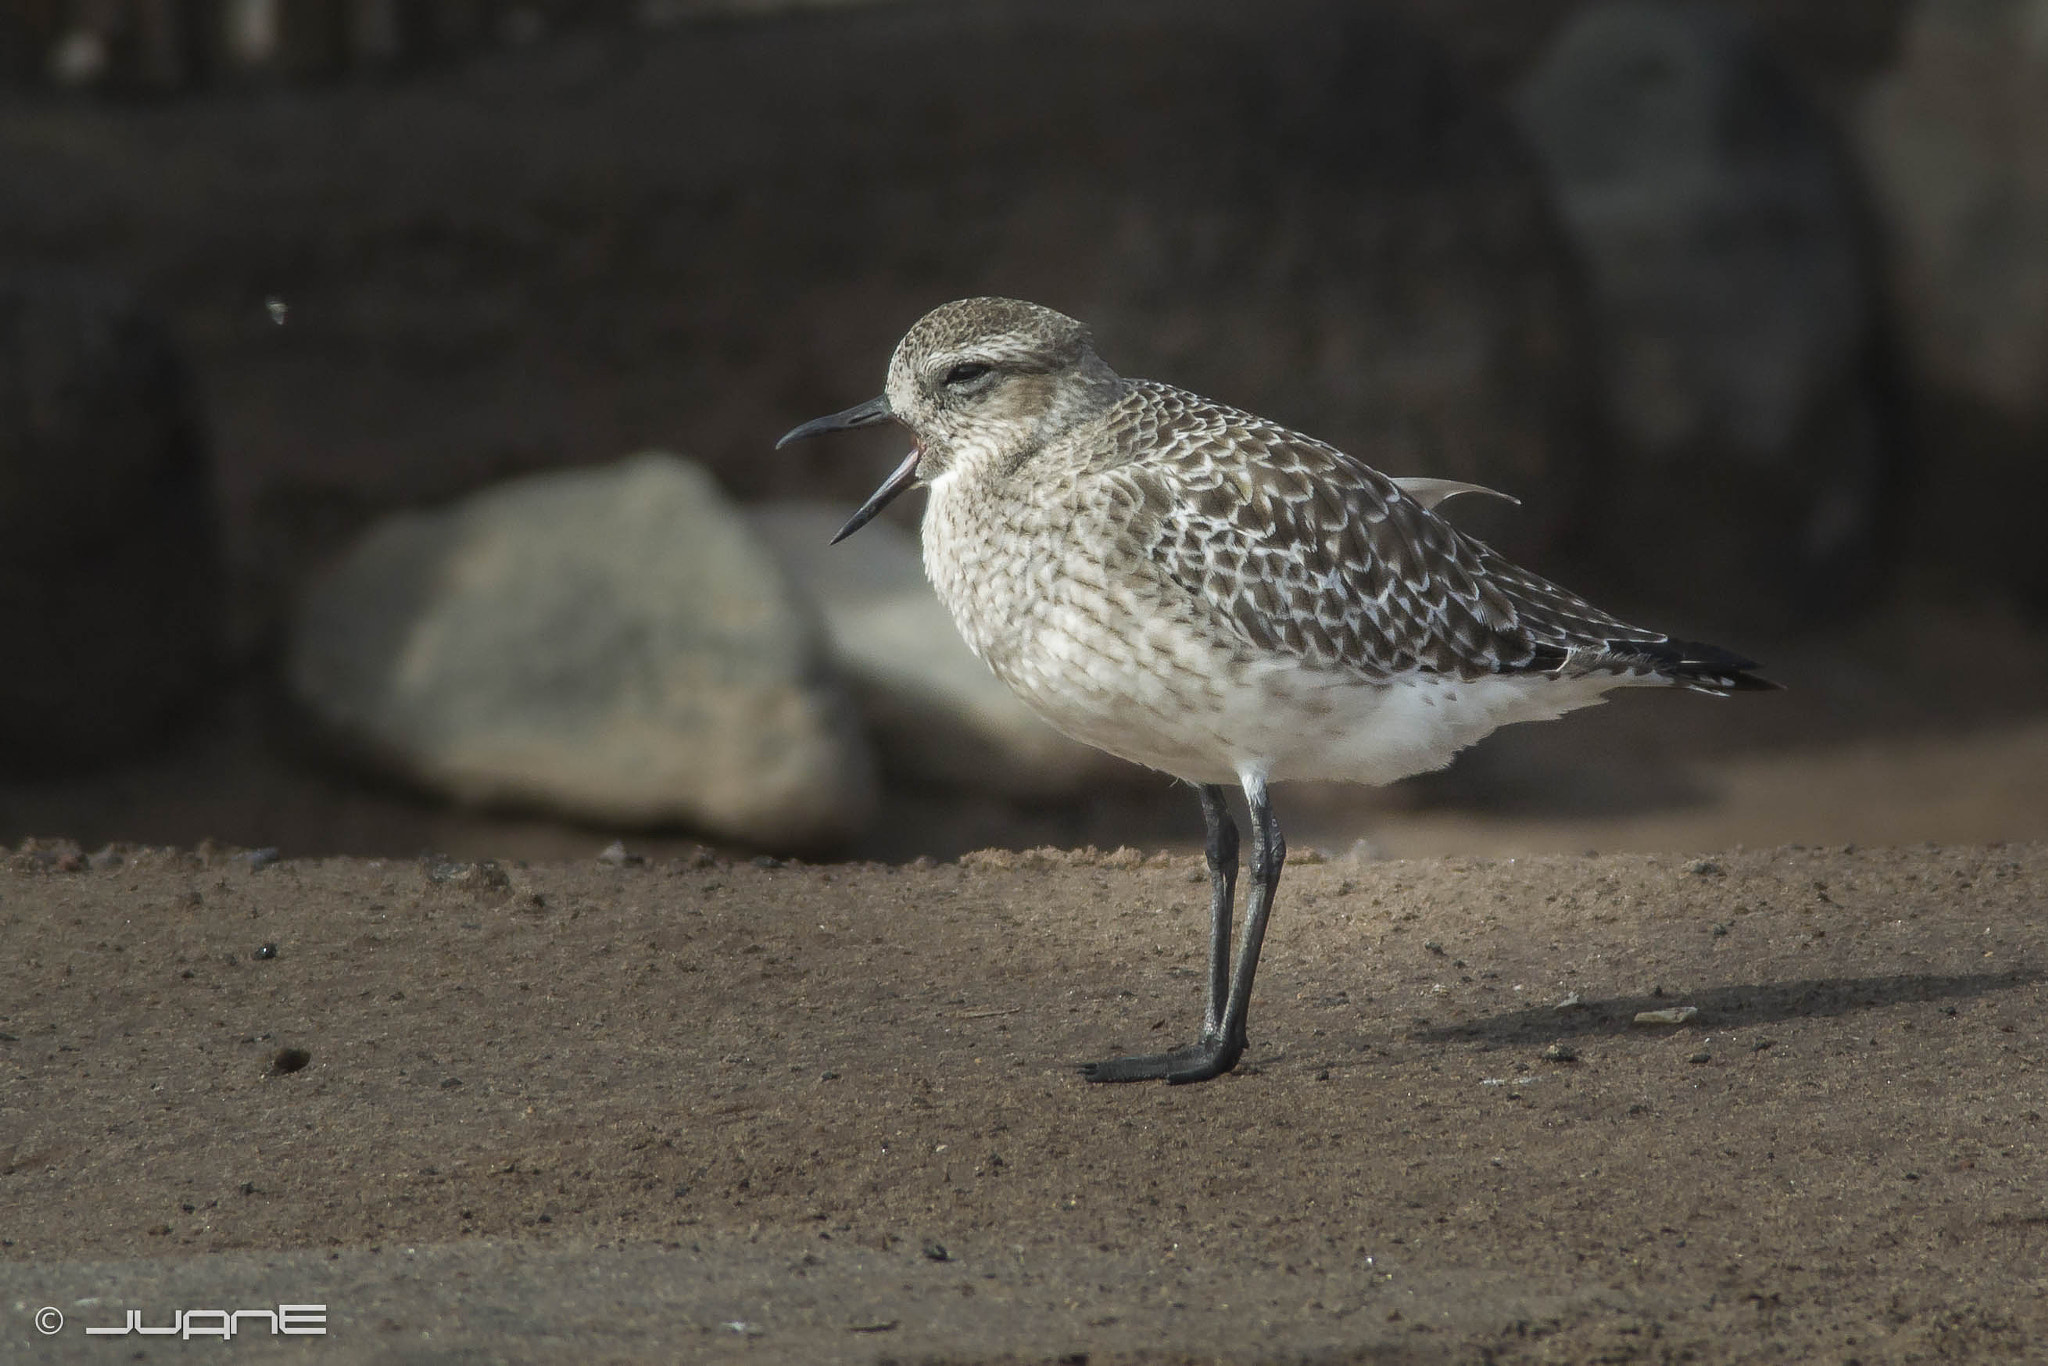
780,297,1773,1085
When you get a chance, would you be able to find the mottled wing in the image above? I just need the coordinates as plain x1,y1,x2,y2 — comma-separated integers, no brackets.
1099,382,1762,690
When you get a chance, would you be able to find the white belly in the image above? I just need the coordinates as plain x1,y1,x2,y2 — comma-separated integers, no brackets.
1234,662,1618,785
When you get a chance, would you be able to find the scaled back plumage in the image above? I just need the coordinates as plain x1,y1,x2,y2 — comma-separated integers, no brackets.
1090,380,1769,693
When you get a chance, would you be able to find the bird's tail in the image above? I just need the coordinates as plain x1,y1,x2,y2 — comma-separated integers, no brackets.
1611,637,1780,695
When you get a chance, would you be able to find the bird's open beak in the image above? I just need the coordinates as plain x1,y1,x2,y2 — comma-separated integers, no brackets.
828,449,921,544
775,395,919,544
774,395,893,448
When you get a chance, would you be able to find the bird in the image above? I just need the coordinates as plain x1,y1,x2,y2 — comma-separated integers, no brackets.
778,296,1775,1085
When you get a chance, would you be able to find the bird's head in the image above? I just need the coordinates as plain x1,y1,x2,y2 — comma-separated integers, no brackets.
778,297,1122,543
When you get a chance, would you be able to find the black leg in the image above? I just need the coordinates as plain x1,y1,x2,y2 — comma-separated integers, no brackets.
1080,778,1281,1085
1201,773,1285,1078
1198,784,1238,1037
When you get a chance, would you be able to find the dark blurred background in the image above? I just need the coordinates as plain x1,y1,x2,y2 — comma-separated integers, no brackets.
2,0,2045,863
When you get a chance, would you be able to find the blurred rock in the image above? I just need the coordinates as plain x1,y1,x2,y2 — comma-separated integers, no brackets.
47,29,111,88
1857,0,2048,609
1861,0,2048,421
289,452,875,849
0,272,223,771
750,502,1135,800
1515,2,1897,620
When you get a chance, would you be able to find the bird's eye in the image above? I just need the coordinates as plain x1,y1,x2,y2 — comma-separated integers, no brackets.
943,362,991,386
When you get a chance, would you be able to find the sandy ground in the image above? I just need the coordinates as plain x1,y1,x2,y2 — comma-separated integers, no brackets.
3,838,2043,1363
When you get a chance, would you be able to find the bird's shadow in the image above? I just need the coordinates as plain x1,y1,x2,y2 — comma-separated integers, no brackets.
1408,969,2044,1046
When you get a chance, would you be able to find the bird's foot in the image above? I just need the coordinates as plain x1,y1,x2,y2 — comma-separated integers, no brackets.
1078,1034,1244,1085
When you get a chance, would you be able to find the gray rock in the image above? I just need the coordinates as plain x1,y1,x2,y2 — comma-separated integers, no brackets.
1515,2,1896,619
290,453,875,848
750,502,1134,799
1861,0,2048,422
1857,0,2048,608
0,272,222,770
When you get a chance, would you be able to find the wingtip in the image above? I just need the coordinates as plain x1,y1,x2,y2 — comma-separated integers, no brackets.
1613,637,1782,695
1389,476,1522,511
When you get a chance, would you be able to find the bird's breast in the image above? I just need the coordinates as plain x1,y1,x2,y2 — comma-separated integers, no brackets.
920,468,1054,675
919,466,1260,782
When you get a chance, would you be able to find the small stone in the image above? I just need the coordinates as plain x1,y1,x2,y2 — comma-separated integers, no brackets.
11,837,84,874
848,1319,900,1334
597,840,643,867
253,942,279,961
1555,993,1587,1012
1633,1006,1699,1027
1688,1050,1712,1064
461,860,512,893
1687,859,1726,878
1542,1042,1579,1063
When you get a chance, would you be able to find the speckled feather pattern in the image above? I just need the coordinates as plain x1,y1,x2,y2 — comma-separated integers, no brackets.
881,298,1765,787
1095,380,1677,683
